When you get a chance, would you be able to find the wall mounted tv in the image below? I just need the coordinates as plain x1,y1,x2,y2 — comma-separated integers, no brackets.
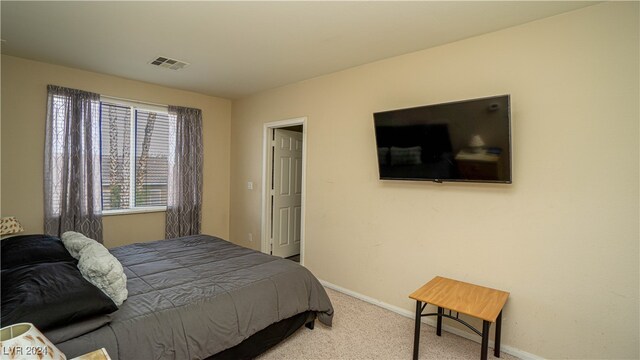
373,95,511,184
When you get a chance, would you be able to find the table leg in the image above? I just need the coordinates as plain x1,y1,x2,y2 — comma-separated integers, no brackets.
436,307,443,336
481,320,490,360
413,301,422,360
494,311,502,358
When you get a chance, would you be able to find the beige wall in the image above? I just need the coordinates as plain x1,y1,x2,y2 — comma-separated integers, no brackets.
230,3,639,359
1,55,231,248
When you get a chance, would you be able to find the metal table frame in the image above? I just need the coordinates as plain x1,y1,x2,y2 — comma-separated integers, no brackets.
412,301,503,360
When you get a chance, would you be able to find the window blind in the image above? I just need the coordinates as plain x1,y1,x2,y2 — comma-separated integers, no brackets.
134,110,170,207
100,103,132,211
100,100,172,211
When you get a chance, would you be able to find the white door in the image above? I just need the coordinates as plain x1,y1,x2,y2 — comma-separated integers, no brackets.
271,129,303,258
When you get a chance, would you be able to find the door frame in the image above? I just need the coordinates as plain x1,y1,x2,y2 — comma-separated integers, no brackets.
261,117,307,265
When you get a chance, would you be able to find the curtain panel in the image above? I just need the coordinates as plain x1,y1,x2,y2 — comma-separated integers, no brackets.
44,85,103,241
166,106,204,238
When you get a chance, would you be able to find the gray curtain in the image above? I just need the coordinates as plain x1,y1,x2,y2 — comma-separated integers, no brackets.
44,85,103,241
166,105,203,238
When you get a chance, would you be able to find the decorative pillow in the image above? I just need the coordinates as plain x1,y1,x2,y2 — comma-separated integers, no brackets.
390,146,423,166
0,216,24,237
1,234,75,270
61,231,98,259
1,262,118,331
76,240,128,306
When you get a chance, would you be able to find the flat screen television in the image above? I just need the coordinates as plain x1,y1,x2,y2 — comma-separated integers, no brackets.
373,95,511,183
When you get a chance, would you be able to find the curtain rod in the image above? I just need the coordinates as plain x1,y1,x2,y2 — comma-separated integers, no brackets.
101,94,168,109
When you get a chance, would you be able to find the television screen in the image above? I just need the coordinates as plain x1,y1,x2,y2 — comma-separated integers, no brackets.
373,95,511,183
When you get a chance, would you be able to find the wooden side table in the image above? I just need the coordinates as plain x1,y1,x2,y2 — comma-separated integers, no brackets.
409,276,509,360
70,348,111,360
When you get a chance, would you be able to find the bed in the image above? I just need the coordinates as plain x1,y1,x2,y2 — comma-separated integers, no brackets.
1,234,333,359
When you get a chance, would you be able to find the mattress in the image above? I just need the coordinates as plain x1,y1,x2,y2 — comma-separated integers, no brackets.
55,235,333,359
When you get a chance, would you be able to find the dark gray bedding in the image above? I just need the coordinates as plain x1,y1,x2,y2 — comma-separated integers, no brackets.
55,235,333,359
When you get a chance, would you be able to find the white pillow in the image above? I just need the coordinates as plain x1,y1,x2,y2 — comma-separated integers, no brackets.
62,232,128,306
61,231,96,259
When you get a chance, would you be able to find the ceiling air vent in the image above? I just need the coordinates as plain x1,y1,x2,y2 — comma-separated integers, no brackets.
149,56,190,70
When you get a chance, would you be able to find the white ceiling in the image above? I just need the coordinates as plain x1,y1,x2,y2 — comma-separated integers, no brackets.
1,1,596,99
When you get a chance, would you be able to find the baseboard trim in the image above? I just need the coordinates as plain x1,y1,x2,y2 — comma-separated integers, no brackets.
319,279,543,360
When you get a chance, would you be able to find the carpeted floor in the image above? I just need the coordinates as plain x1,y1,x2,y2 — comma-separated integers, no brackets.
258,287,520,360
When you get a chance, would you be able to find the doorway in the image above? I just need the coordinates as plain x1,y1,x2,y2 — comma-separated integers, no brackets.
261,117,307,265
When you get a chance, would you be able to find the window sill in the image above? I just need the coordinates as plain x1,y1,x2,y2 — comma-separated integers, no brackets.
103,207,166,216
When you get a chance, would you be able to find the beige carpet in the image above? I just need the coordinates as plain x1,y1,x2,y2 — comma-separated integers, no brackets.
258,288,520,360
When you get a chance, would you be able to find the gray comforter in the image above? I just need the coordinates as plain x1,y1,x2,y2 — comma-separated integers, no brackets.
55,235,333,359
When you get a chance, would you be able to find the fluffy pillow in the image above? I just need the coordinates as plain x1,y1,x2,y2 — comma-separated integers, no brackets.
62,231,97,259
77,240,128,306
62,231,128,306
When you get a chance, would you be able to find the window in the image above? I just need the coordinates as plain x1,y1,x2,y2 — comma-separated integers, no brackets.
100,99,174,213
